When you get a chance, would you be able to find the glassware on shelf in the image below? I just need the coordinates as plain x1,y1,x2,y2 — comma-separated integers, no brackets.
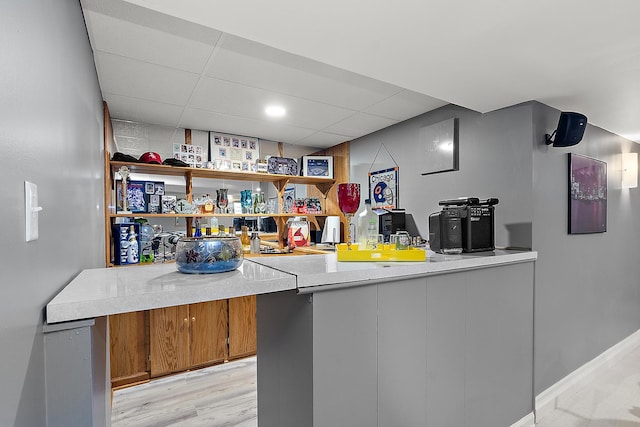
216,188,228,214
337,183,361,250
241,190,253,214
258,192,266,214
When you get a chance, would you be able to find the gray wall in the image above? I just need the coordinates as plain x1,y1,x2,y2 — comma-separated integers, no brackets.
350,103,534,249
531,102,640,394
0,1,105,426
350,100,640,399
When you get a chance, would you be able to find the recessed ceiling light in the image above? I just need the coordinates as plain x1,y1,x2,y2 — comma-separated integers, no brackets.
265,105,286,117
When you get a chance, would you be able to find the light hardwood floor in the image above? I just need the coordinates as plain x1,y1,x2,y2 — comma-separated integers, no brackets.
113,343,640,426
111,357,257,427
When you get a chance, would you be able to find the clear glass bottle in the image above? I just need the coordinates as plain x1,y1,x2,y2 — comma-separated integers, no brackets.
250,230,261,254
356,199,379,250
253,193,259,214
258,192,266,214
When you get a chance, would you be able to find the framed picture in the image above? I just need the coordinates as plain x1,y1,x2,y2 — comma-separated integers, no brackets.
420,118,459,175
569,153,607,234
283,186,295,213
369,167,399,210
267,156,298,176
301,156,333,178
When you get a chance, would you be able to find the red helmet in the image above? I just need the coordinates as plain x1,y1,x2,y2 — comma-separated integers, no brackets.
139,152,162,164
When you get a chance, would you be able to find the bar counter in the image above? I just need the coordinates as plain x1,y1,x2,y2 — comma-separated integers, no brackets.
44,249,537,427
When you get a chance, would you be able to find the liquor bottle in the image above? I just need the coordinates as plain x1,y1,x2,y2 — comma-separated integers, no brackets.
258,192,266,214
253,193,259,214
241,226,251,253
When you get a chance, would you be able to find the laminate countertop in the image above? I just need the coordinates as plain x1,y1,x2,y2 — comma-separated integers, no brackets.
46,249,536,324
250,249,537,293
45,261,296,324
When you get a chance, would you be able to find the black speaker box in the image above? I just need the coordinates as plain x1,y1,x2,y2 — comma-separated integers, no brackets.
546,112,587,147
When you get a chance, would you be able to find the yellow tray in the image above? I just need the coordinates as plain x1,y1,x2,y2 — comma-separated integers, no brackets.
336,243,427,262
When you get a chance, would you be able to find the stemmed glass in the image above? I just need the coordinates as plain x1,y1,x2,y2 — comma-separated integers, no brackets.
216,188,228,214
337,183,361,250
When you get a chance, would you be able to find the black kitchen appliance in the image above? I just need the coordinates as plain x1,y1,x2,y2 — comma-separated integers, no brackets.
378,209,406,242
429,197,498,254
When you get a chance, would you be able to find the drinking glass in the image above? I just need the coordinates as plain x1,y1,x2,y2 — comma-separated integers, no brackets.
337,183,361,249
216,188,228,214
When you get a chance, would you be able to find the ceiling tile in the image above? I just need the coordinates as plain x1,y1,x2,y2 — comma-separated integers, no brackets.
104,94,184,128
296,131,352,148
206,34,401,110
95,52,200,106
85,10,216,74
324,113,399,137
364,90,449,121
179,108,317,144
189,77,356,130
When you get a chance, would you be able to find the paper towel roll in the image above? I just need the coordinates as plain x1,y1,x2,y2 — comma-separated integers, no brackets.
321,216,341,243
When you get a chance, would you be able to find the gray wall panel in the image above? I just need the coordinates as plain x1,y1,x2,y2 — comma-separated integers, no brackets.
378,277,428,427
0,1,104,425
425,273,467,427
313,285,378,427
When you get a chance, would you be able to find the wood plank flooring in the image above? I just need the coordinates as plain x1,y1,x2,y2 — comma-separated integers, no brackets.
111,357,257,427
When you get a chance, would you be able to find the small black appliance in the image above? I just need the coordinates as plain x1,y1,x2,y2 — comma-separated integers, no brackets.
378,209,406,242
429,197,498,254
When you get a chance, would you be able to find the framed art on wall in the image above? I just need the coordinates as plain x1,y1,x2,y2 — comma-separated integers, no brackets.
568,153,607,234
420,117,459,175
301,156,333,178
369,167,399,210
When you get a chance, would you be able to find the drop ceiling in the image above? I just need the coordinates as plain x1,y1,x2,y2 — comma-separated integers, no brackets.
82,0,640,148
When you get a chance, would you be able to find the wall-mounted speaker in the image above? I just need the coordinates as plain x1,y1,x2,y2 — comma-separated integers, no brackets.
545,112,587,147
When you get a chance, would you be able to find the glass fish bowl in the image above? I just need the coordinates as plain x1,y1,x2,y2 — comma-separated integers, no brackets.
175,236,243,274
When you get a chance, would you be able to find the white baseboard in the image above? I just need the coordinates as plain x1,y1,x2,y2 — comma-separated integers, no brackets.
534,328,640,423
511,411,535,427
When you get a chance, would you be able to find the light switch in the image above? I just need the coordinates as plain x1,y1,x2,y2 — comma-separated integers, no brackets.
25,181,43,242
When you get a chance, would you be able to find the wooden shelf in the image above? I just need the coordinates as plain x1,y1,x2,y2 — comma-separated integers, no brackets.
110,160,336,193
108,212,328,218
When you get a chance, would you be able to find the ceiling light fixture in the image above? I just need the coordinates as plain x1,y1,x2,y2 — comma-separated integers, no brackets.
265,105,286,118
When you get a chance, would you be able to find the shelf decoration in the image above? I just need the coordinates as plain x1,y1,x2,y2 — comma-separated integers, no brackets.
300,155,333,178
172,143,204,168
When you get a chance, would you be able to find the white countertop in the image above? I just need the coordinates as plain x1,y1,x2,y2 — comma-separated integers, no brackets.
251,249,537,292
46,249,536,324
46,261,296,324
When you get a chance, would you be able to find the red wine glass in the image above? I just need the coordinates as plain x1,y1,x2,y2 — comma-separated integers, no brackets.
337,183,361,249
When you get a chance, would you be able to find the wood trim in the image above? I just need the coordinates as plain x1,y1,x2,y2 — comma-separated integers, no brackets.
308,141,350,241
228,296,257,359
103,101,115,266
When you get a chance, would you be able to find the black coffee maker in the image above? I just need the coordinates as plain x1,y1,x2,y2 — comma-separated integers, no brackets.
429,197,498,254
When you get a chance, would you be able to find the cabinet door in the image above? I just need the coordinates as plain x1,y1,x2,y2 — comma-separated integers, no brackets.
190,300,229,367
109,311,149,387
150,305,190,377
228,295,257,359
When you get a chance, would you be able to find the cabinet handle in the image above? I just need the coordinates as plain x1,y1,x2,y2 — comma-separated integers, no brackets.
191,316,196,322
183,318,188,324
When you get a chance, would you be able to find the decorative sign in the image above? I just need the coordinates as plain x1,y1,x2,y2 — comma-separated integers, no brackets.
369,167,399,210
